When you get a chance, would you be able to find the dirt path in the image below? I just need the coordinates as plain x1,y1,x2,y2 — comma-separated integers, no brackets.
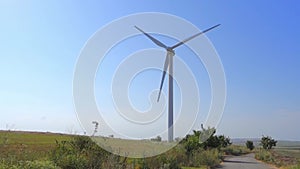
220,153,277,169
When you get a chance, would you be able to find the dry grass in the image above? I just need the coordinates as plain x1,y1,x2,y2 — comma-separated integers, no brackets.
255,148,300,168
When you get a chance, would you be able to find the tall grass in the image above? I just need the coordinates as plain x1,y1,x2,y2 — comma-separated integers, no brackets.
287,164,300,169
255,148,300,168
191,149,221,167
0,159,60,169
255,149,275,163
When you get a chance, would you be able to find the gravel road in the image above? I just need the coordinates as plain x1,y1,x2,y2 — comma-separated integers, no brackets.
220,153,277,169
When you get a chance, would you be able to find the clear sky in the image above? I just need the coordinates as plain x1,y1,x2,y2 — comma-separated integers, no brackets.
0,1,299,140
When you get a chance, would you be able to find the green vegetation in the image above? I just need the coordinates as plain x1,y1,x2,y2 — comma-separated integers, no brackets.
254,136,300,168
260,135,277,150
285,164,300,169
222,145,250,156
182,167,206,169
255,136,282,166
274,148,300,159
276,141,300,148
0,128,236,169
6,130,299,168
246,140,254,150
255,148,300,168
255,136,300,168
255,148,275,163
0,159,60,169
0,131,71,162
92,136,176,157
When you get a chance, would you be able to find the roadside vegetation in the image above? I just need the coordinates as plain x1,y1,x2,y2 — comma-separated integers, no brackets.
254,136,300,168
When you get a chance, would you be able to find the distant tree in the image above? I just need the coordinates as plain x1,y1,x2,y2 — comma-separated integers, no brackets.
156,135,162,142
151,135,162,142
246,140,254,150
260,136,277,150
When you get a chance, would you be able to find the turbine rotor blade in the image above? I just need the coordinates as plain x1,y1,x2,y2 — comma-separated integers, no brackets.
157,53,170,102
171,24,221,49
134,26,168,49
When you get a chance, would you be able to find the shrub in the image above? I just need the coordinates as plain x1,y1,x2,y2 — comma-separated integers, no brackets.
246,140,254,150
140,145,187,169
260,136,277,150
54,154,88,169
51,136,108,169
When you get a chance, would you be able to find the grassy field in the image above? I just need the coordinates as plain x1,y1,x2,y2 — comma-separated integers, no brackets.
0,130,72,161
276,141,300,148
92,136,176,157
274,148,300,159
0,130,219,168
0,130,176,158
0,130,72,144
2,130,300,169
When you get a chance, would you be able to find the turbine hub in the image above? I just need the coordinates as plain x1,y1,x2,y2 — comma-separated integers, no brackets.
167,48,175,56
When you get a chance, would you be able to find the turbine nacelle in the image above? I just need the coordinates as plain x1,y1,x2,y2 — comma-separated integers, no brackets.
166,48,175,56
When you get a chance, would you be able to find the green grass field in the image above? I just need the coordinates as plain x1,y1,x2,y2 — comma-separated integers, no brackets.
0,130,176,158
2,130,300,169
0,130,72,145
0,130,72,160
92,136,177,157
0,130,219,168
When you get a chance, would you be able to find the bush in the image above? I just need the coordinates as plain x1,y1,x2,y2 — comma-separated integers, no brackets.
54,154,88,169
260,136,277,150
246,140,254,150
51,136,108,169
140,145,187,169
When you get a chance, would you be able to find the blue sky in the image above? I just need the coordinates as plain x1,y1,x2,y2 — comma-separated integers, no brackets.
0,1,299,140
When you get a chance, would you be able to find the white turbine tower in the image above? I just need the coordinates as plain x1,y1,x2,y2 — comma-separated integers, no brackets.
135,24,220,142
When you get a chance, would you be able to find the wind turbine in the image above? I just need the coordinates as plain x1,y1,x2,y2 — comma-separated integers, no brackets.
134,24,220,142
